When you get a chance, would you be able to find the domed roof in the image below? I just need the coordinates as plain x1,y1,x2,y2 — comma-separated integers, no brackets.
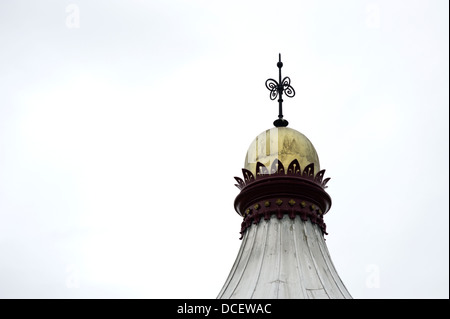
244,127,320,176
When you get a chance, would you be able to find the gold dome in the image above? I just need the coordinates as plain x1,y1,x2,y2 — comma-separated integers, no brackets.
244,127,320,176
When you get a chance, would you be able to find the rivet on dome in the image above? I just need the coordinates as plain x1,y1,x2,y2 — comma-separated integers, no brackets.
288,199,296,206
276,199,283,206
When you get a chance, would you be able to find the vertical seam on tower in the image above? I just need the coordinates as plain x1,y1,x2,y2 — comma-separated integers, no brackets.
303,221,330,298
292,217,308,298
313,226,351,298
229,223,258,298
249,219,269,298
275,216,282,298
217,228,250,298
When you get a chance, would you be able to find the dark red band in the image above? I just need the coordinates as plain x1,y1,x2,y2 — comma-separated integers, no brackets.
233,159,332,240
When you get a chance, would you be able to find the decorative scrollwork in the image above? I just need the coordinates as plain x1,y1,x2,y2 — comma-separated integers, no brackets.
322,177,331,189
256,162,269,177
303,163,315,178
239,198,328,239
287,159,301,175
265,54,296,127
282,77,295,98
234,177,245,190
265,77,296,101
265,78,279,100
242,168,255,183
315,169,326,184
234,159,331,190
270,158,284,175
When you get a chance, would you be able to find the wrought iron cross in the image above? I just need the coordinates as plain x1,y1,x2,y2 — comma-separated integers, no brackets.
265,53,296,127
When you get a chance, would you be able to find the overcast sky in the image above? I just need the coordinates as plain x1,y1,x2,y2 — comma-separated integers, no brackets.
0,0,448,299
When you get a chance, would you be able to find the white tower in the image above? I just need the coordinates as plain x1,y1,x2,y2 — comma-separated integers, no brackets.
217,56,352,299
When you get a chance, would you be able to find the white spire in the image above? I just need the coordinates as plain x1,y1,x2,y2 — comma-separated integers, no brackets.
218,215,352,299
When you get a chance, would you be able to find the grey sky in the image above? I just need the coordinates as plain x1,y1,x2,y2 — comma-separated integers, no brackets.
0,0,448,298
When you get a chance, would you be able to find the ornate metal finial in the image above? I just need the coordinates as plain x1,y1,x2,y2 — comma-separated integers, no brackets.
265,53,296,127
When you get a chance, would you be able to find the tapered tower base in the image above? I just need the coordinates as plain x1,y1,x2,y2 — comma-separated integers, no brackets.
217,215,352,299
218,126,352,299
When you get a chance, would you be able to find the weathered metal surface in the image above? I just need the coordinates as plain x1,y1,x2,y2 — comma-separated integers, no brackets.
217,216,352,299
244,127,321,177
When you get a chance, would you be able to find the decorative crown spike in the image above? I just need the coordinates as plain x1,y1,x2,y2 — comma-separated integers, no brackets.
265,53,296,127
